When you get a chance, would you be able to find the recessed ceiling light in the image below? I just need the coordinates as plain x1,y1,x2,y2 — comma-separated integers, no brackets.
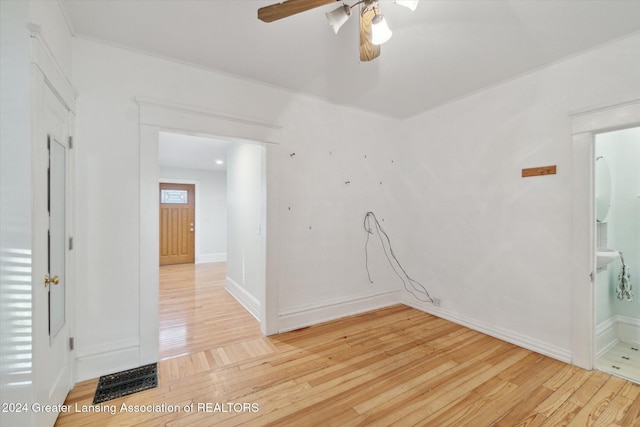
216,160,224,165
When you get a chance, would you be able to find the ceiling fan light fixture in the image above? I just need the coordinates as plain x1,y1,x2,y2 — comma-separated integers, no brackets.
395,0,419,11
326,4,351,34
371,14,392,45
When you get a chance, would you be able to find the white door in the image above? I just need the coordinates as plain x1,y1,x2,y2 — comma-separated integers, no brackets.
49,137,66,338
33,83,73,427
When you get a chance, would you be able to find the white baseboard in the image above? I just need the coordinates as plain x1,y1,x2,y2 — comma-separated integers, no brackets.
403,298,572,364
75,338,142,382
278,290,402,333
196,253,227,264
616,315,640,345
596,315,640,358
595,317,618,357
225,276,261,321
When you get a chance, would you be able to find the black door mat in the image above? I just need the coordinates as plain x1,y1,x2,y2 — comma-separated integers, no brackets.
93,363,158,404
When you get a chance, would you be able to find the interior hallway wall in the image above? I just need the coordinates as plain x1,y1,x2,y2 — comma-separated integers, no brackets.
225,142,264,318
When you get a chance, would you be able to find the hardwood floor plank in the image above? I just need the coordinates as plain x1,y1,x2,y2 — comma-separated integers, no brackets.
566,375,627,426
491,385,555,427
419,376,517,427
540,400,581,426
618,390,640,426
393,347,530,426
592,394,635,426
534,369,592,416
568,369,610,407
56,262,640,427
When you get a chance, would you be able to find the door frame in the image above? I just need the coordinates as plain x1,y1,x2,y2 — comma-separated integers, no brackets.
31,63,76,427
570,99,640,369
28,25,77,427
136,98,282,365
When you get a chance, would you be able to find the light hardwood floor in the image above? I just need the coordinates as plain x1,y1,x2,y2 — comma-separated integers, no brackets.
57,262,640,426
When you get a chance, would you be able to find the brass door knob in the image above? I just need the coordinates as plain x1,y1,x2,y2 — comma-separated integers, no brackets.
45,275,60,286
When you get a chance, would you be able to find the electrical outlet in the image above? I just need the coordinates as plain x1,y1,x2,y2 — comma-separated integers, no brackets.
433,298,441,307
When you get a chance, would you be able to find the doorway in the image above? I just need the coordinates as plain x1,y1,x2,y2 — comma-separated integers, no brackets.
159,183,196,265
157,131,266,323
593,127,639,383
137,98,280,363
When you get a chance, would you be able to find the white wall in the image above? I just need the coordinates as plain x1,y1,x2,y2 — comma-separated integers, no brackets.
72,37,403,378
400,34,640,362
0,3,35,426
160,167,227,263
225,142,265,319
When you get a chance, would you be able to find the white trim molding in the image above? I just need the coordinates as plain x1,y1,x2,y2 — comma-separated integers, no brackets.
135,97,281,144
226,276,261,321
29,23,77,113
595,317,618,358
138,98,282,344
75,338,140,382
616,315,640,346
278,291,402,333
405,298,572,364
596,315,640,358
197,253,227,264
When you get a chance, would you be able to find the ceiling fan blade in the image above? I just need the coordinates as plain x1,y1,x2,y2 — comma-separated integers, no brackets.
258,0,338,23
359,5,380,61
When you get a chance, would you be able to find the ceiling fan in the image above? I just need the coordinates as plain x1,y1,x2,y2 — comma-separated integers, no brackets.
258,0,419,61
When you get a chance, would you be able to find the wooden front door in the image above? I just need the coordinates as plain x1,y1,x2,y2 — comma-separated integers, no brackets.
159,183,195,265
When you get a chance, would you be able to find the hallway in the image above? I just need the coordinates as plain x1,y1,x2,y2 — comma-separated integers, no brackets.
159,262,262,360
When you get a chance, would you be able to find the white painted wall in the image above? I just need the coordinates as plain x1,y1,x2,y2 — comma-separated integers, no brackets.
160,167,227,263
400,34,640,362
225,142,265,318
72,37,403,379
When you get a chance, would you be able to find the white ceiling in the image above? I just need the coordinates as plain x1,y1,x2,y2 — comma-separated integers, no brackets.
158,132,230,171
60,0,640,118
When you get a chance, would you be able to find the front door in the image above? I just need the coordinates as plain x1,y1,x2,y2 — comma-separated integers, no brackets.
159,183,195,265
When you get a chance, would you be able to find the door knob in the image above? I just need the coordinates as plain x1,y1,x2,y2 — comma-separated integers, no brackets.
45,275,60,287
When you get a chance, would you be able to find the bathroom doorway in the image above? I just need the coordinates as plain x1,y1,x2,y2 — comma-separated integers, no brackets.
593,127,640,384
570,99,639,374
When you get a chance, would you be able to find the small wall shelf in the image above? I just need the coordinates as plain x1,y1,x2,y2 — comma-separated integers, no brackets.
522,165,557,178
